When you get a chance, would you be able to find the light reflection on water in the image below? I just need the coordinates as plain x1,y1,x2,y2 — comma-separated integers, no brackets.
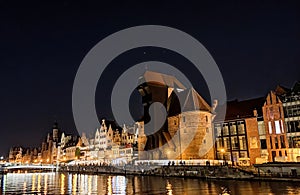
1,172,300,194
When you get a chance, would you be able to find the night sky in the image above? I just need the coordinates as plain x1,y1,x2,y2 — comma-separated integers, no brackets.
0,1,299,156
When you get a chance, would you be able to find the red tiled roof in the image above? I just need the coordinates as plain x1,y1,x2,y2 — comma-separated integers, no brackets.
214,97,265,121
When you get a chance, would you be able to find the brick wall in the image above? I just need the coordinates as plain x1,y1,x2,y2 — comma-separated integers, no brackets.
245,118,261,165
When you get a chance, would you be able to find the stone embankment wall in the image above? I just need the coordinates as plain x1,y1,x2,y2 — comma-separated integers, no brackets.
59,165,253,179
255,163,300,178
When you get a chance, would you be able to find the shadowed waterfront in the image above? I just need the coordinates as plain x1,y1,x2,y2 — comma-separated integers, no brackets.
1,172,300,195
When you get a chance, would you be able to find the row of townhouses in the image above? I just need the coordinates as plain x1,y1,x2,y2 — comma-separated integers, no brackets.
9,119,138,165
213,82,300,165
7,71,300,166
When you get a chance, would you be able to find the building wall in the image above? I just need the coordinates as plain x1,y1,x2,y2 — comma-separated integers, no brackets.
263,91,289,162
282,93,300,161
66,146,76,161
138,110,214,161
257,120,269,163
245,118,261,165
164,111,214,160
168,115,179,138
214,120,250,164
137,122,148,160
178,111,214,160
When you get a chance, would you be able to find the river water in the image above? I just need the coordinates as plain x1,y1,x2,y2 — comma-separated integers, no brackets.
1,172,300,194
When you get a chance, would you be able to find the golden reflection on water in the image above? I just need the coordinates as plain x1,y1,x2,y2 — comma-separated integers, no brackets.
1,172,300,194
23,181,26,193
166,180,173,195
37,173,41,193
72,173,77,195
44,173,48,194
107,175,112,195
31,173,35,192
88,175,92,194
60,173,65,194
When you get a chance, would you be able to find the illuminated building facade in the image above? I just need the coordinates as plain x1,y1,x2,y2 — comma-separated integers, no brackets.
275,82,300,161
262,91,289,162
137,71,215,160
214,98,264,165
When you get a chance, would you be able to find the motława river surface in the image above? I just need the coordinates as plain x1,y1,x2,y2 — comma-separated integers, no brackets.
1,172,300,194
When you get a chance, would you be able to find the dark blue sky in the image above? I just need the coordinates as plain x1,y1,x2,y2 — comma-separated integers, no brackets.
0,1,299,156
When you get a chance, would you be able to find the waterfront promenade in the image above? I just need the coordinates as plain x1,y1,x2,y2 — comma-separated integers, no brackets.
3,162,300,182
59,164,300,182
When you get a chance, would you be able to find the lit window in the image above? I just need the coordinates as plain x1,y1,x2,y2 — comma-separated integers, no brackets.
275,120,281,134
268,121,272,134
280,120,284,133
238,121,245,134
223,124,229,136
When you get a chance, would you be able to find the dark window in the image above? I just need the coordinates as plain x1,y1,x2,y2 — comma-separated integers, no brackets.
289,121,300,132
289,121,294,132
279,151,282,156
260,139,267,149
286,121,291,133
288,137,293,148
280,136,286,148
270,137,273,149
272,151,276,162
296,121,300,132
279,107,281,118
275,137,279,149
